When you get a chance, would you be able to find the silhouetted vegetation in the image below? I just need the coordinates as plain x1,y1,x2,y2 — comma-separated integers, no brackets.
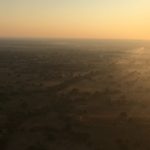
0,39,150,150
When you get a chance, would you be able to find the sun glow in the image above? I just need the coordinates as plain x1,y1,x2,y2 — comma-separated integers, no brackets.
1,0,150,39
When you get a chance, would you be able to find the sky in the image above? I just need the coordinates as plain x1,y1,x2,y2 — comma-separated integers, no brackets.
0,0,150,39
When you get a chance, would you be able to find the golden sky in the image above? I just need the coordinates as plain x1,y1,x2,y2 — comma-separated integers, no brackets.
0,0,150,39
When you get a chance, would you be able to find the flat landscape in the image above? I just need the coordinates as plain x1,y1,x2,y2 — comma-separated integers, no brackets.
1,39,150,150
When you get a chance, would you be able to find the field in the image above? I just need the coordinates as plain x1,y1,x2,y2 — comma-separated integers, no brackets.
0,39,150,150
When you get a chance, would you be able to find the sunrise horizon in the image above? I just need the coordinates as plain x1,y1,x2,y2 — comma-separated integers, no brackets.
2,1,150,149
1,0,150,40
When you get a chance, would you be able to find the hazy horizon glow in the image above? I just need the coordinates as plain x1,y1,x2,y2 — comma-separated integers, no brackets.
1,0,150,39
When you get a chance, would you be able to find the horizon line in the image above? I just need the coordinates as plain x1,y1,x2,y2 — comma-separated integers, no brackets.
0,37,150,41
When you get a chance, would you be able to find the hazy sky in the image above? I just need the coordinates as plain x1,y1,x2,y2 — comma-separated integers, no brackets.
1,0,150,39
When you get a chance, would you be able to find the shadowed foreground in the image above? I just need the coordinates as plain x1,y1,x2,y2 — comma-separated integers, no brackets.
0,40,150,150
